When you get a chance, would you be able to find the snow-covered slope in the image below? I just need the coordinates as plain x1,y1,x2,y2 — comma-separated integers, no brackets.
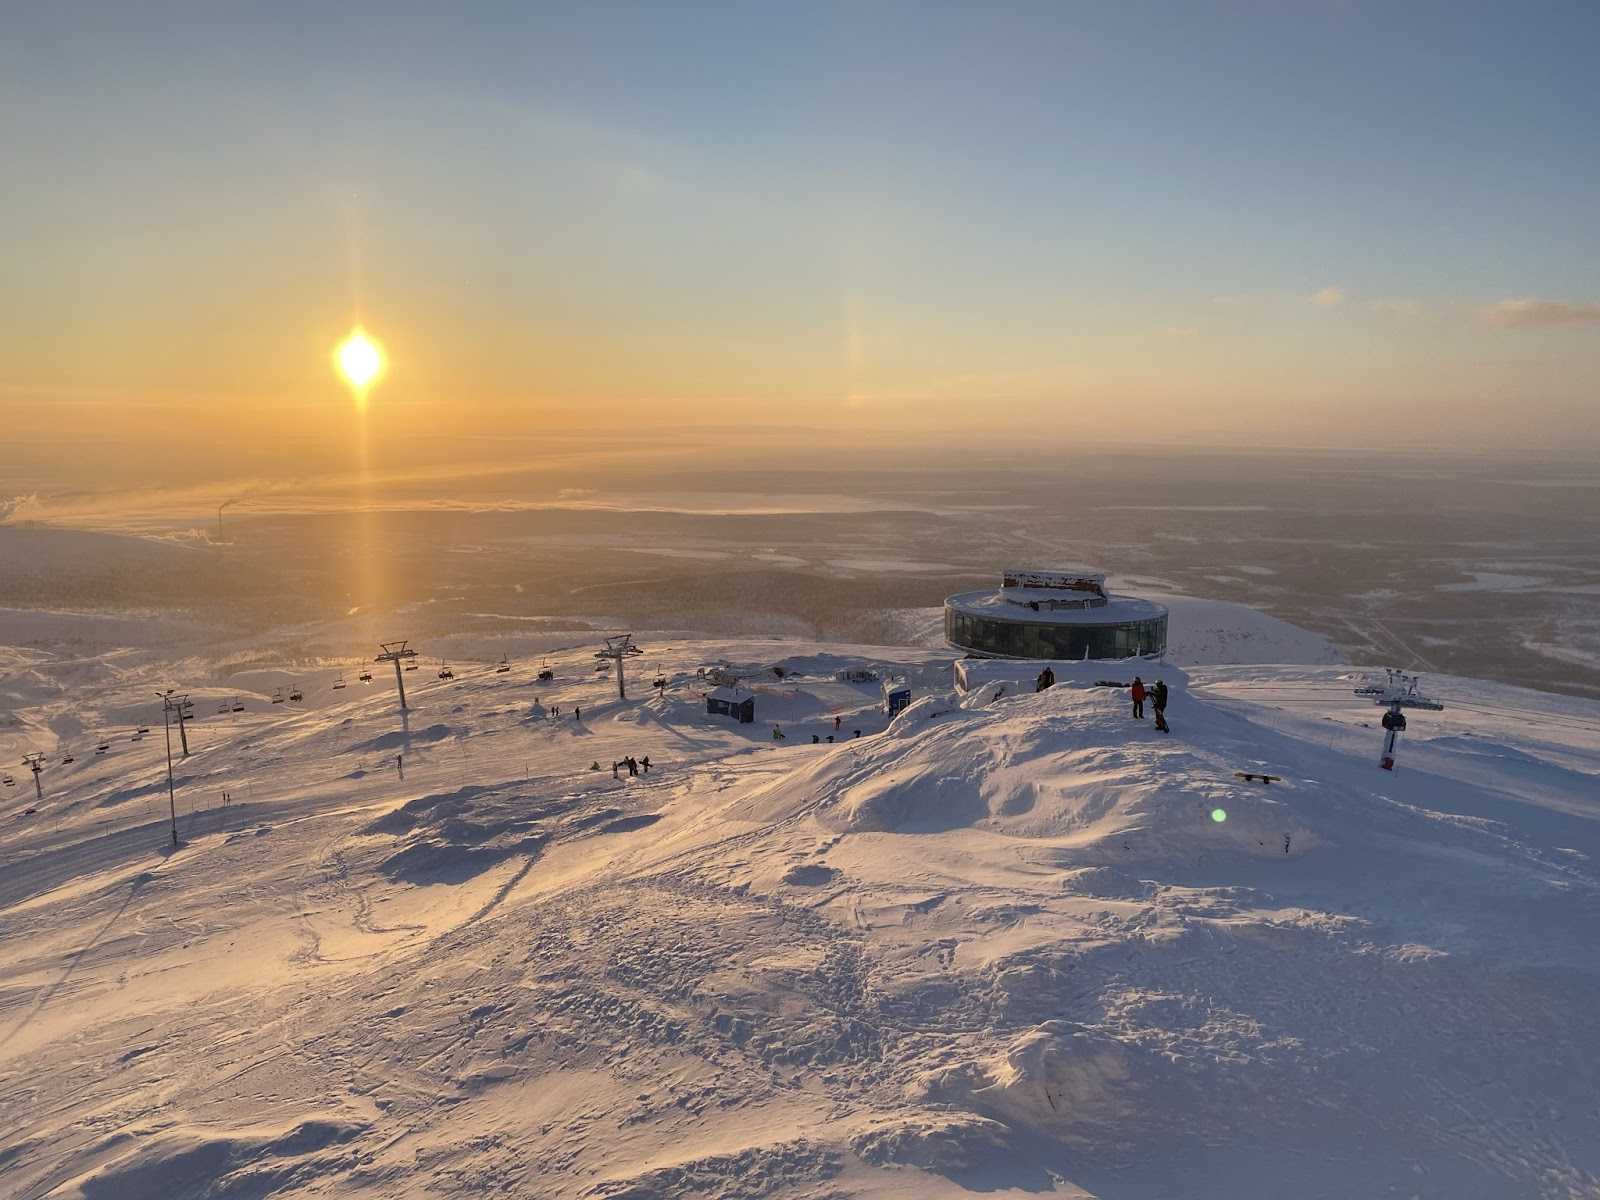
1,631,1597,1199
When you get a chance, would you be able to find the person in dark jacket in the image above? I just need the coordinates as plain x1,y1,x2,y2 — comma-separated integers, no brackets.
1131,676,1146,719
641,755,651,773
1152,679,1170,732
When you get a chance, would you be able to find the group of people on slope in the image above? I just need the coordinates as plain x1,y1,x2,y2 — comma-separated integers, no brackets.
1130,675,1170,733
611,754,650,778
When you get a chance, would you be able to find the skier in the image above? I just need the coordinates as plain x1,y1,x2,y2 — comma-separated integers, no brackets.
574,706,581,722
1131,676,1146,719
1152,679,1170,733
641,755,650,773
834,715,842,732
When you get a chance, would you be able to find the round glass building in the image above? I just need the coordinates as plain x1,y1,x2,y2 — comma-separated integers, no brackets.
945,568,1168,660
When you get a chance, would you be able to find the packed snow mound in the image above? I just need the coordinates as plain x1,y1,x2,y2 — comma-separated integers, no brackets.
731,672,1317,866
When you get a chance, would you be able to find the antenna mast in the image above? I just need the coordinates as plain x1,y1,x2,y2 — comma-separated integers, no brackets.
1353,668,1444,771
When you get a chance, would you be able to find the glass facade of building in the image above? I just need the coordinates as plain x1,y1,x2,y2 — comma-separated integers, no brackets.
945,607,1167,660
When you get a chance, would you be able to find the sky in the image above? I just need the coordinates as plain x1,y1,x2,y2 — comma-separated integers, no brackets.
2,0,1598,471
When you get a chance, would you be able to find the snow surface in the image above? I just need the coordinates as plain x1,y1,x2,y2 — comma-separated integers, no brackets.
1,615,1598,1198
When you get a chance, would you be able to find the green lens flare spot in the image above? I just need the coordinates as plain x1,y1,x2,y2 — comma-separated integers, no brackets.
1210,808,1228,823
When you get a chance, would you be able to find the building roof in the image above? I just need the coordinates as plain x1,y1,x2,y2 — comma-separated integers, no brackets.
707,685,753,703
946,588,1167,626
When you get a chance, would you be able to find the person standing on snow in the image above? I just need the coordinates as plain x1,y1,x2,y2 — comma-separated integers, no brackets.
641,755,651,773
1152,679,1170,732
1131,676,1146,719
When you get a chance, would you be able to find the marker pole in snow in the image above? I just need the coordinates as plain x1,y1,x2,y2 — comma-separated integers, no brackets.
1355,669,1444,772
22,753,44,802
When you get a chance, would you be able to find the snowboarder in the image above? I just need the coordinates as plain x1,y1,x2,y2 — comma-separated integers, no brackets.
1152,679,1170,733
1131,676,1146,719
574,706,581,722
772,724,785,741
626,756,638,777
641,755,650,773
834,715,842,732
1036,666,1055,692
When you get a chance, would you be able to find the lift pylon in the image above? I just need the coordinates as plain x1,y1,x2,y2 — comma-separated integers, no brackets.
595,634,644,701
1354,668,1444,771
376,640,419,711
21,753,45,803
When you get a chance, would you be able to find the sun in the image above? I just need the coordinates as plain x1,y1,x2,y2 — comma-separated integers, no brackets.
334,328,385,393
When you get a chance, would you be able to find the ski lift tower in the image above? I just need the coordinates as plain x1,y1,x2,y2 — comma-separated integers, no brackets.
156,690,185,846
595,634,644,701
171,692,194,757
1354,668,1444,771
376,640,419,712
21,753,45,802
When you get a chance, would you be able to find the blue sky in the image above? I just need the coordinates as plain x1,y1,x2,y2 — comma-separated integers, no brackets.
3,1,1596,450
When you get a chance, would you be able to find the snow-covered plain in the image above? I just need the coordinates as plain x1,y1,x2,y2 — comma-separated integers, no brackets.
2,614,1598,1199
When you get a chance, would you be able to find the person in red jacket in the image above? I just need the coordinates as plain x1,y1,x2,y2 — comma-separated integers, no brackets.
1130,676,1146,719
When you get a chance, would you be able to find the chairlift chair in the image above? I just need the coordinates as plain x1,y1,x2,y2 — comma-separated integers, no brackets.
62,751,75,764
217,701,230,714
137,725,150,734
359,670,372,683
289,687,304,702
333,676,347,690
272,689,285,704
496,655,511,673
404,661,418,672
232,699,245,712
2,777,11,787
438,661,454,680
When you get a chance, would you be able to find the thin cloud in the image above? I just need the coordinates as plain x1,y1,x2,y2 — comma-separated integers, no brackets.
1310,287,1347,307
1368,298,1422,317
1482,298,1600,327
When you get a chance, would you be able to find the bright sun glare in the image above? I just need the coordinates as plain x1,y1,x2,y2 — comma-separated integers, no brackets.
335,328,385,393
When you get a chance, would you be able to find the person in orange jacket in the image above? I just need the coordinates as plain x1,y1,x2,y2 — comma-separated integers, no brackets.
1131,676,1146,719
